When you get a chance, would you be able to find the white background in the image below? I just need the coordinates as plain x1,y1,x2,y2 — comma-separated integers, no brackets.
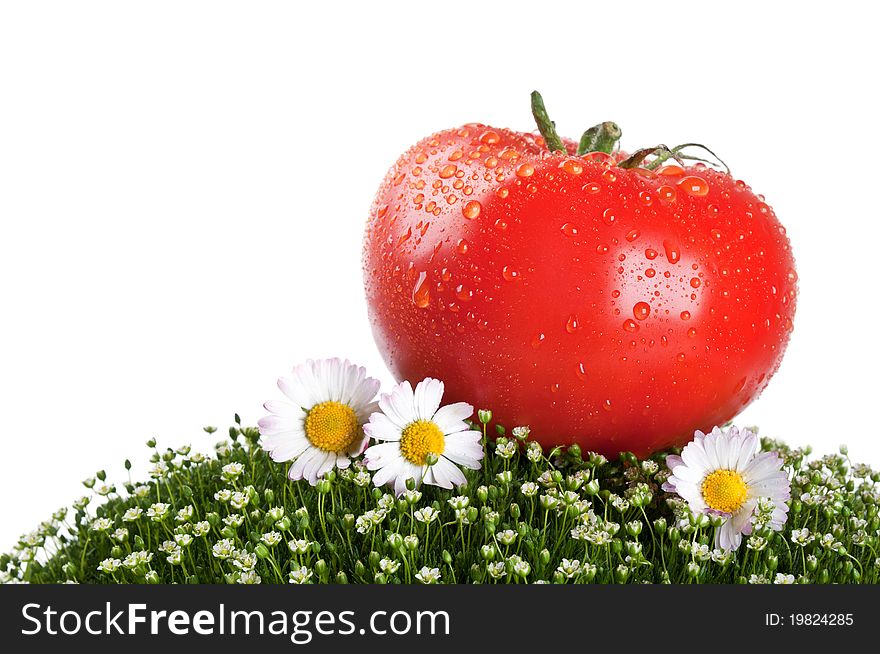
1,1,878,550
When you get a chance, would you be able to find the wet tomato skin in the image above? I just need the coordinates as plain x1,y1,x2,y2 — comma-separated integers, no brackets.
363,124,796,457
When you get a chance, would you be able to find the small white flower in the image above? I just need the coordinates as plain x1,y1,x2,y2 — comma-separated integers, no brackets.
526,441,543,463
230,492,250,510
223,514,244,528
774,573,796,585
747,535,767,551
748,573,770,585
497,529,517,546
664,426,790,551
212,539,236,559
122,551,153,569
403,535,419,550
447,495,469,510
72,496,91,510
159,540,178,554
288,566,313,584
379,558,400,575
288,539,313,555
487,562,507,579
149,462,169,478
123,507,143,523
111,528,129,543
509,555,530,578
414,507,439,524
214,489,232,503
96,484,115,497
267,507,285,521
363,378,483,495
174,533,193,548
133,485,151,499
511,426,530,440
237,570,262,584
495,438,517,460
193,521,211,537
415,566,441,584
403,489,423,505
791,528,815,546
221,462,245,481
261,531,282,547
97,558,122,574
557,558,582,579
176,505,194,523
147,503,170,522
166,548,183,565
520,482,539,497
232,550,257,572
90,518,113,533
259,358,380,485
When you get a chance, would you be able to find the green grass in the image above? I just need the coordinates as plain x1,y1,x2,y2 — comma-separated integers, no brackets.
3,416,878,584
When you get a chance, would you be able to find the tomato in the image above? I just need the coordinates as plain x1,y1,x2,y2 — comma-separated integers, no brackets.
363,95,797,457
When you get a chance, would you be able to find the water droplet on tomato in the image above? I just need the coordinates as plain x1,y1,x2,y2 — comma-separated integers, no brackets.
596,244,609,254
566,315,581,333
576,362,588,381
633,302,651,321
502,266,520,281
623,319,639,333
678,176,709,196
559,160,583,175
625,229,640,242
412,272,430,309
495,187,509,199
494,218,508,231
658,185,677,202
639,191,653,206
657,165,685,177
516,163,535,178
645,248,658,260
561,222,579,237
550,382,560,393
439,164,457,179
531,332,546,349
583,183,601,194
676,352,686,362
461,200,481,219
687,327,698,338
479,130,500,145
645,268,656,278
663,239,681,264
602,399,613,411
456,239,470,255
455,284,473,302
690,277,701,288
680,310,691,321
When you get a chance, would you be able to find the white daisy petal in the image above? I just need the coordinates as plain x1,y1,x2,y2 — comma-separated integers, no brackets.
431,402,474,434
364,412,404,442
414,378,444,420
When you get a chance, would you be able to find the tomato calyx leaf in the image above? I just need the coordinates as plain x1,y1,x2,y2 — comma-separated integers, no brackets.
576,122,622,156
531,91,620,155
619,142,731,174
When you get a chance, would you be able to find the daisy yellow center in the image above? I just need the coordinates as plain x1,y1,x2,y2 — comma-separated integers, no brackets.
701,469,748,514
304,401,359,453
400,420,445,465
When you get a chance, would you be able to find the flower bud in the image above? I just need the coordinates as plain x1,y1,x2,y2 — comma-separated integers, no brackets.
264,489,275,504
275,517,291,532
552,571,566,584
145,570,160,584
477,486,488,503
336,571,349,584
442,550,453,565
653,517,667,535
478,409,492,424
255,544,270,559
539,548,551,565
584,480,600,496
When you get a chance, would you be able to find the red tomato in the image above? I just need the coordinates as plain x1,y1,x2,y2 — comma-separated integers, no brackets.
363,113,796,458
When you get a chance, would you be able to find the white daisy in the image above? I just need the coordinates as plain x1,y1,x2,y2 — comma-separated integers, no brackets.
663,426,791,552
362,378,483,496
258,358,380,485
